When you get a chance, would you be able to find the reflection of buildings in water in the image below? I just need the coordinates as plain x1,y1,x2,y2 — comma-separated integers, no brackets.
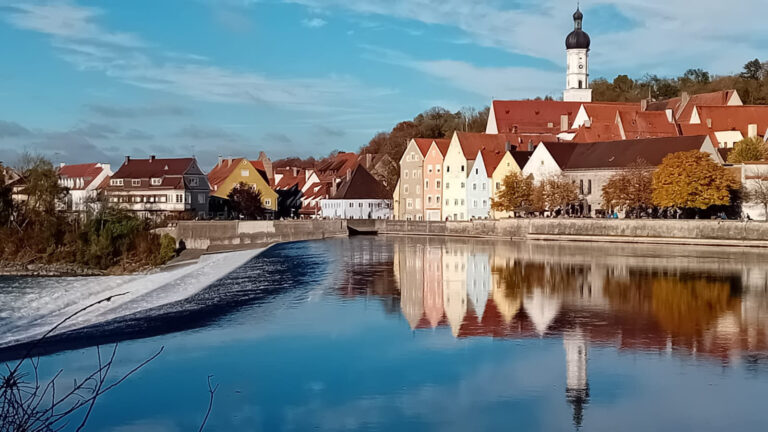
467,252,491,321
442,245,468,336
524,288,562,336
423,245,444,328
384,237,768,363
398,239,425,329
564,327,589,429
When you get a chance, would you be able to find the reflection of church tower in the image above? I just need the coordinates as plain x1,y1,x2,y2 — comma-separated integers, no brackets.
564,328,589,429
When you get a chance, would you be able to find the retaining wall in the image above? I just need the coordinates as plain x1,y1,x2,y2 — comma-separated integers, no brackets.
162,218,768,251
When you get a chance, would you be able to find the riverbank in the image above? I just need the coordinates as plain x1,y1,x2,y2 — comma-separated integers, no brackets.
162,218,768,253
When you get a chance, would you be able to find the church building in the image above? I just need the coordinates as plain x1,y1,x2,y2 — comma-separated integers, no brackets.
564,7,592,102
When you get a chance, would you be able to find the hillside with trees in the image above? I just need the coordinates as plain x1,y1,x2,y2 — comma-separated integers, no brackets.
591,59,768,104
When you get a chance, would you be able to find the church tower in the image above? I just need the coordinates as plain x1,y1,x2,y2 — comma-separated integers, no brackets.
564,328,590,429
563,6,592,102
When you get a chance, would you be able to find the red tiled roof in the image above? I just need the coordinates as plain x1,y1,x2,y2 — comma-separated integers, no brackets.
582,103,640,124
690,105,768,137
491,100,583,134
543,135,709,170
433,139,451,156
412,138,434,157
618,111,680,139
112,157,194,180
207,158,269,189
481,149,508,176
678,91,738,123
58,163,106,190
316,152,358,177
572,122,623,143
456,132,513,160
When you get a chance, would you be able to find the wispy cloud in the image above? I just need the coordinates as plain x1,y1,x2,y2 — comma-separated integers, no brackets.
4,1,389,111
301,17,327,28
174,124,241,142
85,104,193,119
0,120,33,138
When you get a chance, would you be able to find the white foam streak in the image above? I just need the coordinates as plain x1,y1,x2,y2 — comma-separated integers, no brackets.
0,249,263,348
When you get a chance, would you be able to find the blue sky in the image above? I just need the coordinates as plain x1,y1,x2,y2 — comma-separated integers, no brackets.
0,0,765,170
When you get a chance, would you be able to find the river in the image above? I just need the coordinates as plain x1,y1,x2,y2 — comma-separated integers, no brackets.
1,236,767,431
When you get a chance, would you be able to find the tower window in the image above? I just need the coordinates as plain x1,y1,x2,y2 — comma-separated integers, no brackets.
578,80,583,89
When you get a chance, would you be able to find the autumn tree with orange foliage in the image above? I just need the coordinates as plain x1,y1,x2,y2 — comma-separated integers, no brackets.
601,159,654,216
491,172,535,213
652,151,739,210
541,176,579,214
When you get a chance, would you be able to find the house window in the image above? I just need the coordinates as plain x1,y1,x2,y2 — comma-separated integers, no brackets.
473,200,478,208
404,185,409,194
407,199,413,209
436,180,441,189
416,185,421,194
110,179,124,186
588,179,592,195
482,200,487,207
425,179,429,189
461,199,465,205
436,195,441,203
151,178,161,186
349,202,354,208
358,203,363,208
186,193,192,203
241,169,250,177
198,193,206,204
189,178,199,187
454,199,458,205
131,179,141,186
580,180,584,195
446,166,450,173
461,182,465,189
404,171,409,179
475,168,479,175
427,196,432,204
413,170,419,179
461,165,465,172
437,166,441,173
482,183,487,191
415,200,421,209
159,195,167,203
428,165,433,173
473,184,477,191
175,194,184,203
496,182,501,190
445,182,449,190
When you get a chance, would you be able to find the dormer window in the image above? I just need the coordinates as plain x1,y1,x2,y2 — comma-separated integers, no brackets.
241,169,250,177
110,179,124,186
189,177,199,187
131,179,141,186
151,178,162,186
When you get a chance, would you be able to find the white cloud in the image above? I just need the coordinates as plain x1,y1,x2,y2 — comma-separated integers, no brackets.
3,1,389,112
288,0,768,76
301,17,328,28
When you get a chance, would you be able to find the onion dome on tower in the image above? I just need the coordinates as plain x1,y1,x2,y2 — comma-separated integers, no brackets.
565,7,591,50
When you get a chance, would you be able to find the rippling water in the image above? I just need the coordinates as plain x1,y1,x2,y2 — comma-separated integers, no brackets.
2,236,768,431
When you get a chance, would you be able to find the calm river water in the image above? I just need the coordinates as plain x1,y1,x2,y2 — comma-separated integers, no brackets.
2,236,768,431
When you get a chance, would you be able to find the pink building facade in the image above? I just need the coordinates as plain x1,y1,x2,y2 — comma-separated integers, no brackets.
423,139,450,221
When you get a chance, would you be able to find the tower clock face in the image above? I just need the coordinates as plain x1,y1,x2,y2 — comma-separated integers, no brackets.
578,64,584,70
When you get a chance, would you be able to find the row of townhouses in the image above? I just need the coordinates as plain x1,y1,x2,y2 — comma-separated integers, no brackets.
394,6,768,221
47,150,395,220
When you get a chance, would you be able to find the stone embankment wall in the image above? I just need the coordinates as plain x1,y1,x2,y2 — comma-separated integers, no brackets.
369,219,768,246
159,218,768,251
159,220,347,250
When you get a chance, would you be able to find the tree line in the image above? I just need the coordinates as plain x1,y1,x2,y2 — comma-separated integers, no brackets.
591,59,768,104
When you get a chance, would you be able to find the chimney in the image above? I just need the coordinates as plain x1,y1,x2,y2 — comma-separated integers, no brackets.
331,178,338,197
217,155,223,167
584,119,592,128
227,157,233,167
706,118,712,128
640,99,648,111
59,162,65,168
366,153,373,169
560,114,569,132
124,156,130,164
346,168,352,182
527,140,534,151
150,155,156,163
748,124,758,138
665,109,674,123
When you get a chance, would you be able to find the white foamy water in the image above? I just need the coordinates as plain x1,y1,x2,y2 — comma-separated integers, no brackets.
0,249,263,348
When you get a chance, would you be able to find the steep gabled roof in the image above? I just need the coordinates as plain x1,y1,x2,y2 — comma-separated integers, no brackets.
316,152,358,176
58,163,107,190
572,122,623,143
543,135,709,170
510,151,534,170
207,158,269,188
433,139,451,156
112,157,195,179
678,90,739,123
456,132,513,160
412,138,434,157
331,165,390,200
481,149,508,176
